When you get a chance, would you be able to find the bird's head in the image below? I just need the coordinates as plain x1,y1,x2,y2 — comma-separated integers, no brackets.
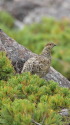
46,42,56,49
41,42,56,57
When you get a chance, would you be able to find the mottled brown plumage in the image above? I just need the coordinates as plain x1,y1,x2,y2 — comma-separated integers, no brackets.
21,42,56,77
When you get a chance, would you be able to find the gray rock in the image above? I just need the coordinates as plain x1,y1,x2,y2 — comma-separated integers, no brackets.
0,0,70,23
59,109,70,116
0,0,39,21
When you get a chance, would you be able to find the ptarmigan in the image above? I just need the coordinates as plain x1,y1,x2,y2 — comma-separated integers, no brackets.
21,42,56,77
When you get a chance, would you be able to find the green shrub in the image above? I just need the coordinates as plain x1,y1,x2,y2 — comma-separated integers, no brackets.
0,72,70,125
0,99,33,125
0,11,14,28
0,52,15,80
47,112,62,125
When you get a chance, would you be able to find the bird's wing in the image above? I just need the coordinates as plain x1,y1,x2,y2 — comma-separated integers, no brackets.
35,56,50,71
22,57,37,73
22,56,50,75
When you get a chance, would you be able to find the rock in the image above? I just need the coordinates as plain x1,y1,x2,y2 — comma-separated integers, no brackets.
23,0,70,24
0,29,70,88
14,20,24,29
0,0,39,21
59,109,69,116
0,0,70,23
45,67,70,88
59,109,70,125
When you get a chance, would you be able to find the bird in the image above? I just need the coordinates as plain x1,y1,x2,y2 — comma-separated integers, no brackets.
21,42,56,77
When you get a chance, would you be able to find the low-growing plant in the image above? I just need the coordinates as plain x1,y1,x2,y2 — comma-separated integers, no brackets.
0,11,14,28
0,52,15,80
0,72,70,125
